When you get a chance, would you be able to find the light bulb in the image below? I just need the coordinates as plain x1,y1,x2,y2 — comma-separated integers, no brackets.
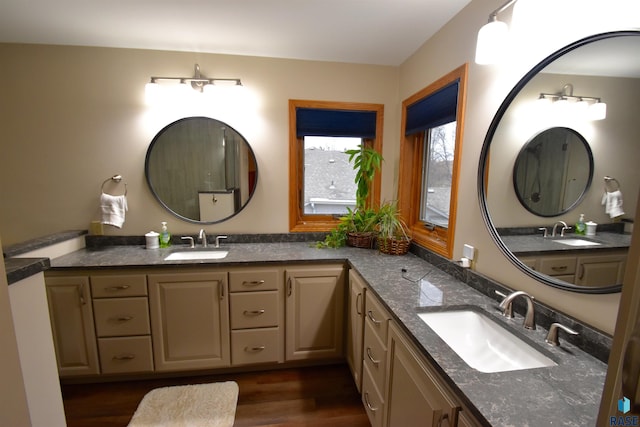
475,20,509,65
589,102,607,121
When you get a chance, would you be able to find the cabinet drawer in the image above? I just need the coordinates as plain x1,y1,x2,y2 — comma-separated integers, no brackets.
91,275,147,298
230,291,279,329
362,363,385,427
98,336,153,374
93,297,150,337
229,269,280,292
363,318,387,392
231,328,281,365
537,256,576,276
365,292,391,342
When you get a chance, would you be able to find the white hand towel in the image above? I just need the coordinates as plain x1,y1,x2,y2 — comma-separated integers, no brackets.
602,190,624,219
101,193,128,228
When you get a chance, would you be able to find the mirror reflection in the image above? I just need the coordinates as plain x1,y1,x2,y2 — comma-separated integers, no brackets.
480,31,640,293
513,127,593,217
145,117,258,223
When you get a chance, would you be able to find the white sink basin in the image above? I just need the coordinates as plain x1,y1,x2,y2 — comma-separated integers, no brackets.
164,250,229,261
553,238,601,247
418,310,556,373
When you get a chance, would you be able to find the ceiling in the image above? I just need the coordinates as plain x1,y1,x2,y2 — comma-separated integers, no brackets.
0,0,471,66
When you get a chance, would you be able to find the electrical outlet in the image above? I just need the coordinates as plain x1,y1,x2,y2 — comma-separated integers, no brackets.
463,244,475,261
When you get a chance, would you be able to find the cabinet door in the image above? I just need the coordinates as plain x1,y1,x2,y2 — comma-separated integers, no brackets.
285,266,345,361
575,253,626,287
148,272,230,371
386,322,460,427
347,269,367,392
45,276,100,376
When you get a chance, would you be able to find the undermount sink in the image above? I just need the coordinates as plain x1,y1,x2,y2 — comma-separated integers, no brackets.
418,310,556,373
552,238,601,247
164,250,229,261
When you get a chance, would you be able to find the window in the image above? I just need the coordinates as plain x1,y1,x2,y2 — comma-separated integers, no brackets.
398,64,468,258
289,100,384,232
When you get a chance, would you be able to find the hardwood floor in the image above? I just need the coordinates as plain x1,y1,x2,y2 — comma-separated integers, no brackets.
62,363,370,427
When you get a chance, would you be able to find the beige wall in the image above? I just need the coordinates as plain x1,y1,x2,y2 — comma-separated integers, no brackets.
1,0,638,334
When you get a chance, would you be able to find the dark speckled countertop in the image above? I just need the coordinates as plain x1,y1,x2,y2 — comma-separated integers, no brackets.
501,231,630,256
50,243,608,426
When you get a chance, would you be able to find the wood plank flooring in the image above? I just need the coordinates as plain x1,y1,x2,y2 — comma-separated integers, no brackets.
62,363,370,427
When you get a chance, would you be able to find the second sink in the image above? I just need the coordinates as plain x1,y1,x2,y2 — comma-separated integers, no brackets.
418,309,556,373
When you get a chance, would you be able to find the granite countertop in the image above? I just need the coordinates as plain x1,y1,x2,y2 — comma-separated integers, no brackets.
49,243,608,426
500,231,630,256
5,257,51,285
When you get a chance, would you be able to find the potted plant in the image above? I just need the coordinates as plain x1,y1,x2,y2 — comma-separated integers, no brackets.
376,201,411,255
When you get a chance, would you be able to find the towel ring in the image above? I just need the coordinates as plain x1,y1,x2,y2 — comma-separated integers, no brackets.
604,176,620,192
101,175,128,196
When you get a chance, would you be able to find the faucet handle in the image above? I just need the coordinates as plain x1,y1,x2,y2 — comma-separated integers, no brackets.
545,322,578,346
538,227,548,238
215,235,228,248
495,290,514,318
181,236,195,248
561,226,571,237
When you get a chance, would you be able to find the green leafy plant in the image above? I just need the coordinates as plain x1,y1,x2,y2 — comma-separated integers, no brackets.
376,201,409,241
345,145,383,210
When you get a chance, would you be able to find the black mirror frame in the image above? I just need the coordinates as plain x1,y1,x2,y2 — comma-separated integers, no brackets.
145,116,258,224
477,30,640,294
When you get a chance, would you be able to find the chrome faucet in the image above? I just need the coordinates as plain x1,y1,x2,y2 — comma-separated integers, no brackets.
552,221,570,237
545,323,578,346
199,229,208,248
215,235,228,248
498,291,536,330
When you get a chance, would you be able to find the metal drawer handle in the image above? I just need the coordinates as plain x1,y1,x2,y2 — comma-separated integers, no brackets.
356,293,363,315
551,265,568,272
243,309,265,316
366,347,380,366
437,413,450,427
367,310,381,326
112,354,135,361
364,392,378,412
242,280,265,286
245,346,266,352
114,316,134,322
106,285,131,291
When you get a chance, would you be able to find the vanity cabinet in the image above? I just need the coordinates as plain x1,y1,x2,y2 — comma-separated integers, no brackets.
285,265,345,361
91,274,153,374
45,276,100,377
346,269,367,392
148,271,230,371
575,252,626,287
536,254,576,283
228,267,284,365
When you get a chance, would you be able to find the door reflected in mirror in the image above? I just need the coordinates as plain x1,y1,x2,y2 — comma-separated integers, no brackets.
145,117,258,223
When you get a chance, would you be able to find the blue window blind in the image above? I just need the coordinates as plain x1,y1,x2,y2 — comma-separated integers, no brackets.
296,108,377,138
405,80,459,136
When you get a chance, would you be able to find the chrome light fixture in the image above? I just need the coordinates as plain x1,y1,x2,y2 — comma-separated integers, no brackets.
475,0,518,65
145,64,242,99
537,83,607,121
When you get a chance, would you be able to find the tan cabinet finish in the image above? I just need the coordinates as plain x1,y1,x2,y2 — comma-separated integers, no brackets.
346,269,367,392
285,266,345,361
575,252,626,287
45,276,100,377
148,271,230,371
93,297,150,337
98,336,154,374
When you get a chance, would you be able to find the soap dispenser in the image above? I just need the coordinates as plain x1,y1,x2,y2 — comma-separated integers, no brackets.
159,221,172,248
575,214,586,235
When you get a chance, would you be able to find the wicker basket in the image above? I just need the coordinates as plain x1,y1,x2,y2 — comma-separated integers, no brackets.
347,232,375,249
377,237,411,255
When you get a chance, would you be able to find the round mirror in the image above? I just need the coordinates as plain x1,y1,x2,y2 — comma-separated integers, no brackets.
479,31,640,294
513,127,593,216
145,116,258,223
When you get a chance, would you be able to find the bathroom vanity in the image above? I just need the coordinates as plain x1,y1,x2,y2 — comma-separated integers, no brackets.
42,241,608,426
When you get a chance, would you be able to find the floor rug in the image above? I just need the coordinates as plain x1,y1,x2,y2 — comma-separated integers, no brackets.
128,381,239,427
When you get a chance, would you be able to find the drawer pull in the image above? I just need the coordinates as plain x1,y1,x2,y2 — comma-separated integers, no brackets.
364,392,378,412
551,265,568,272
244,346,266,352
243,309,265,316
366,347,380,366
437,413,450,427
112,354,135,361
367,310,381,326
356,293,362,315
242,280,265,286
106,285,131,291
113,316,134,322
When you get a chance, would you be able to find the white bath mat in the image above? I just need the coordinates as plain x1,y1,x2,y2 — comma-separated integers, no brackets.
128,381,239,427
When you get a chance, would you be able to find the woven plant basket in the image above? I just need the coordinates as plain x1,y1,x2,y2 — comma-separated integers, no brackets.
377,236,411,255
347,232,375,249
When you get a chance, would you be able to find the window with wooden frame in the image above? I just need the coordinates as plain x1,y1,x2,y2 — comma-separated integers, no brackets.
397,64,468,258
289,100,384,232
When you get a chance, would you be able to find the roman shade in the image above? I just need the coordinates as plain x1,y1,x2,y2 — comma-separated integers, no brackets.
405,80,459,136
296,108,377,138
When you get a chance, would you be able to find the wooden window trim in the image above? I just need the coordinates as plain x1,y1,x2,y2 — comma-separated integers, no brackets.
289,99,384,232
397,64,468,258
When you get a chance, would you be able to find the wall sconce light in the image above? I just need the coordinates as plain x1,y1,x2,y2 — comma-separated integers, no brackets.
145,64,242,104
537,83,607,121
475,0,519,65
